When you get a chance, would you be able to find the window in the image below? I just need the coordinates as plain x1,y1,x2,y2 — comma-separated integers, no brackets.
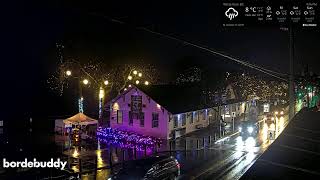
194,111,199,122
190,113,194,124
140,112,145,127
181,114,186,126
152,113,159,128
117,110,123,124
129,111,133,125
174,116,178,127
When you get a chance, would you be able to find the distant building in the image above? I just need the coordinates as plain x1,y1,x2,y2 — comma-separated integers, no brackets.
107,85,246,139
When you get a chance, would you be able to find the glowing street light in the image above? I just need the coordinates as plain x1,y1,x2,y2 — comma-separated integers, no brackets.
99,87,105,99
124,88,127,91
133,70,138,75
66,70,72,76
144,81,149,85
128,75,133,80
138,72,142,77
104,80,109,85
135,80,140,84
128,84,132,88
83,79,89,85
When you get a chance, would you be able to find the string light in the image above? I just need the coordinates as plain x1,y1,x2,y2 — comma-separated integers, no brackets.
83,79,89,85
104,80,109,85
96,127,162,150
66,70,72,76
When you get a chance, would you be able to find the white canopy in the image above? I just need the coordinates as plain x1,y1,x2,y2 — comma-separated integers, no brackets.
63,113,98,126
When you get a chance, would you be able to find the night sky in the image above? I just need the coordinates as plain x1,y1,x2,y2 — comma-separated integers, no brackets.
2,0,320,128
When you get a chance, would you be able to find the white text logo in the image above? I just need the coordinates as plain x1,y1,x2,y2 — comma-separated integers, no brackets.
2,158,67,170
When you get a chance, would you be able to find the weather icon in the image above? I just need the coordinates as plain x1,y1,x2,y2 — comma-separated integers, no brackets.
225,7,239,20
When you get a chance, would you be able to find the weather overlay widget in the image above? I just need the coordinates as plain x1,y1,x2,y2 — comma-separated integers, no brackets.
222,1,318,28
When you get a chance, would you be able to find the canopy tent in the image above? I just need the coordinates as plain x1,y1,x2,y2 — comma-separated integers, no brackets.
63,113,98,126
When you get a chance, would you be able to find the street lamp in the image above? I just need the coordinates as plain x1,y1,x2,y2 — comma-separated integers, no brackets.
66,70,72,76
138,72,142,77
83,79,89,85
128,75,133,80
144,81,149,85
99,87,105,119
128,84,132,88
99,87,105,99
133,70,138,75
104,80,109,85
135,80,140,85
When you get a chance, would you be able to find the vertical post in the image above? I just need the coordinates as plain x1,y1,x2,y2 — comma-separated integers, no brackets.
78,80,83,113
289,26,295,120
232,117,235,132
109,149,113,170
196,139,200,149
122,149,125,167
134,147,137,160
94,155,97,179
203,137,205,148
79,158,82,179
214,133,217,141
144,145,147,157
185,139,187,151
208,135,211,145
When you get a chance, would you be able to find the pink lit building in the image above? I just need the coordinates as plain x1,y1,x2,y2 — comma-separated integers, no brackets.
109,86,170,139
108,85,246,140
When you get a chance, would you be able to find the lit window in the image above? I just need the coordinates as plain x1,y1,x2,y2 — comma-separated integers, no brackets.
117,110,123,124
152,113,159,128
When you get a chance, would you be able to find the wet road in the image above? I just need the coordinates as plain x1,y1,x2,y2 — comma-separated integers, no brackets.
58,114,289,180
179,114,289,180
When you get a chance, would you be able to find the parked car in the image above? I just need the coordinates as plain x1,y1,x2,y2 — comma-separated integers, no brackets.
108,156,180,180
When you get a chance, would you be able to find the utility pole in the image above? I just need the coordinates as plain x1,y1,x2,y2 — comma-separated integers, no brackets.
289,26,295,120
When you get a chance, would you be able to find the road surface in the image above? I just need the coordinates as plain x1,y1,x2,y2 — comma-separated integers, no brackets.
178,114,289,180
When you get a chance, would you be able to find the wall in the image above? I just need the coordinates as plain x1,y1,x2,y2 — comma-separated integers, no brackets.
168,108,211,138
109,87,169,139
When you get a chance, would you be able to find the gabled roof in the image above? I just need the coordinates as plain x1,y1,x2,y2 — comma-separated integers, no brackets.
139,84,208,114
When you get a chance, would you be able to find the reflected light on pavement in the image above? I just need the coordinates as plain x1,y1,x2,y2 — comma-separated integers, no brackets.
245,137,256,152
97,150,104,168
72,148,79,158
278,116,284,134
262,123,269,142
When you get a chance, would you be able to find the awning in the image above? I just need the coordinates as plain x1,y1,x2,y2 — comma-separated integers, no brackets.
63,113,98,126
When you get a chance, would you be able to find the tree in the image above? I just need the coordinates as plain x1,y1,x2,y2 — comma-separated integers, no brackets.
48,59,159,99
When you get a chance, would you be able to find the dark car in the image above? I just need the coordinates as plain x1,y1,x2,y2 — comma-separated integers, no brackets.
238,121,259,137
108,156,180,180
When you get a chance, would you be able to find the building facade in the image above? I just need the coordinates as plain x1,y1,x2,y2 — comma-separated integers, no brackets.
108,86,247,140
109,87,170,139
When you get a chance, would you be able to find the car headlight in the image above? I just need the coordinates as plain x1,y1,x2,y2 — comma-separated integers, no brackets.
247,127,254,133
238,127,242,132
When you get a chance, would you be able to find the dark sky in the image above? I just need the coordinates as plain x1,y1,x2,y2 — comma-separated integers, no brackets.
2,0,320,125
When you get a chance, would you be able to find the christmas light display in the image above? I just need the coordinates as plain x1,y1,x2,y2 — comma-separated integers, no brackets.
96,127,161,150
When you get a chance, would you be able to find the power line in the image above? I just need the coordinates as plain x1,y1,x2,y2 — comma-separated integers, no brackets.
90,12,289,81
